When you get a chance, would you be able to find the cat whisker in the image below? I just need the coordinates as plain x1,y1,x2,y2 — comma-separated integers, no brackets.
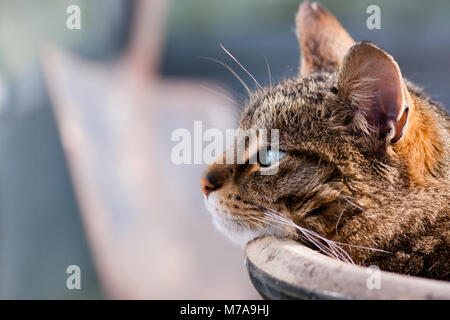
264,56,272,91
199,56,252,94
199,84,238,106
342,195,364,211
252,215,322,254
266,212,350,262
234,216,252,235
259,211,339,258
335,207,345,236
198,85,243,123
258,217,314,247
335,196,362,237
261,210,355,263
249,215,288,237
265,209,389,255
219,44,264,91
248,217,276,238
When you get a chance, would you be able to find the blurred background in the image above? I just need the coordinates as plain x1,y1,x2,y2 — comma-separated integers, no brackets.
0,0,448,299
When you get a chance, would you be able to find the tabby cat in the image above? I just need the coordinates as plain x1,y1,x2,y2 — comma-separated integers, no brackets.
200,2,449,280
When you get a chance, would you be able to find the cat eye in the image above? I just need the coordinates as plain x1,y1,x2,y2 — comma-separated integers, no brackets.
258,149,286,168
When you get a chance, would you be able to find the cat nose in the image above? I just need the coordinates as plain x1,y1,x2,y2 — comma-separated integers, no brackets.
200,164,231,197
200,175,220,197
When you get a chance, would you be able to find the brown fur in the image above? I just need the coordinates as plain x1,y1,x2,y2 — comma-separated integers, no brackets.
296,1,354,76
201,2,449,280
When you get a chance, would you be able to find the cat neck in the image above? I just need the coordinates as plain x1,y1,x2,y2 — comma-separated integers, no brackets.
392,90,449,186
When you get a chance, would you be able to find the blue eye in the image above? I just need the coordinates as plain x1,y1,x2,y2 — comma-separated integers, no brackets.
258,149,286,167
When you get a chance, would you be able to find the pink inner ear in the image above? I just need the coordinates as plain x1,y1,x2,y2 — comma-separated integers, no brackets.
371,63,406,140
375,85,403,123
371,85,407,142
338,42,408,142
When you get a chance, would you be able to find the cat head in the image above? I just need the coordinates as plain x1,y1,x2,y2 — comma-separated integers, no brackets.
200,2,443,247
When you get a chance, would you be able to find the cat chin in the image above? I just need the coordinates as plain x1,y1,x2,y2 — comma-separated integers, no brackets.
204,194,264,248
211,214,263,248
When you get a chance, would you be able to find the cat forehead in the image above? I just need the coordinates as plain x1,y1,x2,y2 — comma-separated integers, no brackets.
239,72,334,131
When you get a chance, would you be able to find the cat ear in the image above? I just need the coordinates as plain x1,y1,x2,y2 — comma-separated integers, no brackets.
337,42,410,144
296,2,355,76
